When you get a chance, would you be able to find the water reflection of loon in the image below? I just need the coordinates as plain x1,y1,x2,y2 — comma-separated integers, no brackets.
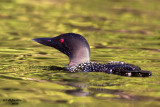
33,33,152,77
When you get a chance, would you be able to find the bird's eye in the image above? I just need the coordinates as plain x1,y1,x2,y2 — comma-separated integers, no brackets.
60,38,64,43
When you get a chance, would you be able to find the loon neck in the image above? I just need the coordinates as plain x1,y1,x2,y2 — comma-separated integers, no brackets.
69,46,90,66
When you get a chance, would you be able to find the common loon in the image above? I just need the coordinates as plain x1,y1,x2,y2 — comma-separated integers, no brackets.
33,33,152,77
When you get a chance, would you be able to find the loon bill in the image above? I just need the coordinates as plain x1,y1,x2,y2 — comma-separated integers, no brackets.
33,33,152,77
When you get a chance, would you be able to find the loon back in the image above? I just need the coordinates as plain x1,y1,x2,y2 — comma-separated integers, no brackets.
33,33,90,66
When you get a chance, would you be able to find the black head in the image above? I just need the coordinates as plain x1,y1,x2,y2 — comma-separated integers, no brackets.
33,33,90,66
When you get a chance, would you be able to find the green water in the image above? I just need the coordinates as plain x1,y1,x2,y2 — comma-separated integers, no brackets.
0,0,160,106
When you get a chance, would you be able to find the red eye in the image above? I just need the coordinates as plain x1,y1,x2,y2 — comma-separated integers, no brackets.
60,38,64,43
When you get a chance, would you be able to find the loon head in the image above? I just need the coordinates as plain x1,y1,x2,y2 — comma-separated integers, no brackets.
33,33,90,66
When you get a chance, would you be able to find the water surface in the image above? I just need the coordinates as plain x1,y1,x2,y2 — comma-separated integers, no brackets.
0,0,160,106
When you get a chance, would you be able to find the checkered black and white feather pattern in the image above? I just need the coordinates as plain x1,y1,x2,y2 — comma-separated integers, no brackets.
66,61,151,77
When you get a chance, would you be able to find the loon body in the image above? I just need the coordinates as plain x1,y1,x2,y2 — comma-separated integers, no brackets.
33,33,151,77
